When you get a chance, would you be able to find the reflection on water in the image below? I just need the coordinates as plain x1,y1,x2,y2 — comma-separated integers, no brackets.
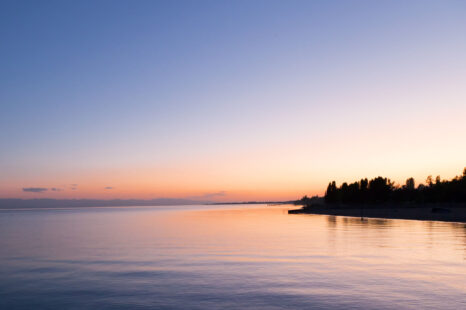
0,205,465,309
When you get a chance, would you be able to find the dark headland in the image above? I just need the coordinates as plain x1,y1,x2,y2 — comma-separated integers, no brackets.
289,168,466,223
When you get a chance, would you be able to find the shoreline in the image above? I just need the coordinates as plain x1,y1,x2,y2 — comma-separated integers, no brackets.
288,203,466,223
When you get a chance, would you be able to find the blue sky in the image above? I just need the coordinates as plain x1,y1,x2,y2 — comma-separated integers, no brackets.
1,0,465,200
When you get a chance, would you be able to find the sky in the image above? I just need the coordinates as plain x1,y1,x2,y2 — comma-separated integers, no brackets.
1,0,465,201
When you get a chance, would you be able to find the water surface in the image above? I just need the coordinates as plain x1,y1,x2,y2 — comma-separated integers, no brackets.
0,204,465,309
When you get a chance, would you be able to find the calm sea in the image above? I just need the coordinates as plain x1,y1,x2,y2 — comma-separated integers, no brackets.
0,204,465,309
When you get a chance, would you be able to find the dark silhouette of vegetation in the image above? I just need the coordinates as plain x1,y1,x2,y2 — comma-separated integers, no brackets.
296,195,322,205
324,168,466,205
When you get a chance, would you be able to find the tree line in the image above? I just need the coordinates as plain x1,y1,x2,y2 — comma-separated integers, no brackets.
324,168,466,204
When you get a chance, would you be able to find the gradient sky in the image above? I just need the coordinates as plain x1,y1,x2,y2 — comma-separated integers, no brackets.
1,0,465,201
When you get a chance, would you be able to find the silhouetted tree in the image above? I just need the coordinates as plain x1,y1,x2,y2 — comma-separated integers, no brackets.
405,178,415,190
323,168,466,205
324,181,338,203
426,175,433,187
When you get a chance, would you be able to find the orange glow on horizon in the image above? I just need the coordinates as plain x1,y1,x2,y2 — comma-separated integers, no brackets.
2,164,464,202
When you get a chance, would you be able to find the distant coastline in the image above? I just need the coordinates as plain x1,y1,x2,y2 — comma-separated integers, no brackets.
209,201,294,205
0,198,209,209
0,198,294,210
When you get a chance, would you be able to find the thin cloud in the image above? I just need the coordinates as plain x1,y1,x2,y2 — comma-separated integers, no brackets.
104,187,114,190
188,191,227,199
23,187,48,193
51,188,63,192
